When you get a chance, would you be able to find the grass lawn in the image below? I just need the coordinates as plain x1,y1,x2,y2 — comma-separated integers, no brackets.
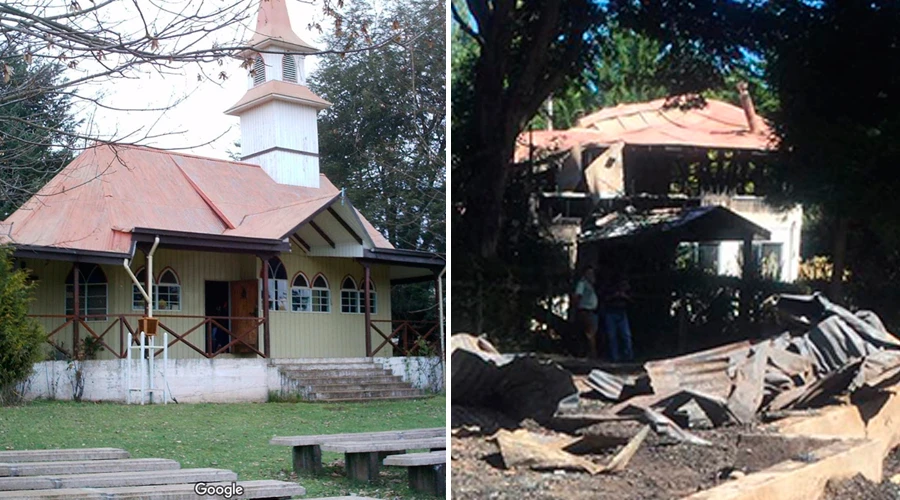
0,395,446,499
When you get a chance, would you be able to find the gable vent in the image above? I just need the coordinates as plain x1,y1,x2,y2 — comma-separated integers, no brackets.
252,57,266,86
282,55,297,83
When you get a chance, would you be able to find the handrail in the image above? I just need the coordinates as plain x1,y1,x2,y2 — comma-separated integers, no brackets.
33,314,267,359
369,319,442,357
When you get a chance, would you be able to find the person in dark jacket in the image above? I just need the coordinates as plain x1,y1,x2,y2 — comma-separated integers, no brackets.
603,272,633,362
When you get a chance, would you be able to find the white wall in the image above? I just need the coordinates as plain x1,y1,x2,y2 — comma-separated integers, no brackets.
703,195,803,282
20,357,444,403
376,357,445,393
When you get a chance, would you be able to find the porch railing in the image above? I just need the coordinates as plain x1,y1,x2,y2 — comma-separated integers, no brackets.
369,319,442,357
32,314,265,359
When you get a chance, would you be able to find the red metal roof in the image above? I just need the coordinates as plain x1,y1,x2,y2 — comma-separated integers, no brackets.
516,97,776,162
0,144,393,254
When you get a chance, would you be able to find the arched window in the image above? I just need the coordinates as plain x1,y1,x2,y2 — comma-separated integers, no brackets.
359,279,376,315
132,267,147,310
156,269,181,311
340,276,359,313
291,273,311,312
312,275,330,313
281,54,297,83
267,257,288,311
65,264,107,320
252,56,266,86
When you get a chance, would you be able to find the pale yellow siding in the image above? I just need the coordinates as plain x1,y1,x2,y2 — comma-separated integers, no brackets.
269,240,393,358
20,243,393,360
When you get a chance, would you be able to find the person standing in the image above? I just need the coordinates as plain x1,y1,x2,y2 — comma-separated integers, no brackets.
572,265,599,359
604,273,634,362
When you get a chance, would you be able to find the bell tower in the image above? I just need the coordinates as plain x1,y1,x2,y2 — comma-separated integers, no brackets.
225,0,330,188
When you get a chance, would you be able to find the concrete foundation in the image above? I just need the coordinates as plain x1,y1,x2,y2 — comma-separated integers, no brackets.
20,356,442,403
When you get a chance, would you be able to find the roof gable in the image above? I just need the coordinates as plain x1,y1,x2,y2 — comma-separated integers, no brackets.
1,144,392,255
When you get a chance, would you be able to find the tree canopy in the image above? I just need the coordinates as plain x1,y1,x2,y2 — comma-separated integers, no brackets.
311,0,445,320
0,48,78,216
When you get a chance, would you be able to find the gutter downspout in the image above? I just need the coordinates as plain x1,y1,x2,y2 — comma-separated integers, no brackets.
123,236,160,404
125,236,159,317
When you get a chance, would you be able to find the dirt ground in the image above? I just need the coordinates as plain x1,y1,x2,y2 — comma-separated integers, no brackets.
820,446,900,500
451,405,829,500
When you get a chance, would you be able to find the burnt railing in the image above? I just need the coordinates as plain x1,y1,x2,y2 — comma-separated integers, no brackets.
33,314,266,359
369,319,441,357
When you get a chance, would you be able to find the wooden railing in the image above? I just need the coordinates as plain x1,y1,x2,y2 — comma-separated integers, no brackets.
32,314,265,359
369,319,441,357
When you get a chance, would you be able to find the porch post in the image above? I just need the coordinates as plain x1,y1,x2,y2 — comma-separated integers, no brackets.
741,237,755,326
434,272,442,357
260,257,271,358
363,262,372,357
72,263,80,352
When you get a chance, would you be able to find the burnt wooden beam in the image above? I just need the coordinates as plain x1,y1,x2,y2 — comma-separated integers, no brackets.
327,207,363,244
309,221,336,248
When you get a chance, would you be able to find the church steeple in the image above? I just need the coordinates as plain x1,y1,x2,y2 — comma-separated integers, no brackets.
225,0,330,188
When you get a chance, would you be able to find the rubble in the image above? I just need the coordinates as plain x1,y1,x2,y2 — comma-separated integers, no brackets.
490,425,650,474
451,333,579,424
583,294,900,430
451,294,900,499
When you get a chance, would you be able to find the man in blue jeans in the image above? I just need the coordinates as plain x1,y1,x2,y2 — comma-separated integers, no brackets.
603,274,633,362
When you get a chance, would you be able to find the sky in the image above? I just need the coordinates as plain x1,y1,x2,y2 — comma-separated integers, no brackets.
78,1,324,160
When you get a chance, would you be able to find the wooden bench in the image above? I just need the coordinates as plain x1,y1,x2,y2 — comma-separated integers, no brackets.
0,458,179,477
0,480,306,499
0,449,129,463
383,450,446,496
320,437,446,482
269,427,444,474
0,468,236,491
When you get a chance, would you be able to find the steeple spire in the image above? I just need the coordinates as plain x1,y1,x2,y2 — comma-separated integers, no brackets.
225,0,330,188
246,0,315,53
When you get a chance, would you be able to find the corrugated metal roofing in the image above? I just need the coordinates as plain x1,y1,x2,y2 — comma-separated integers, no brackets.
0,144,392,254
581,206,770,242
516,97,775,162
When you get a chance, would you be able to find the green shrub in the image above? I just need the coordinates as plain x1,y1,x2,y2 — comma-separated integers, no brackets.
0,246,44,403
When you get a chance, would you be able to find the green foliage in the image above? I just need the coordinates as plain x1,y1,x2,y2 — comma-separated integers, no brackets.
0,246,44,403
452,0,606,258
310,0,445,321
311,0,445,254
0,47,78,217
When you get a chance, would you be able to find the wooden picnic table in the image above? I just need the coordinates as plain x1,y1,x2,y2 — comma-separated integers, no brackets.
269,427,444,474
383,450,446,496
320,437,446,482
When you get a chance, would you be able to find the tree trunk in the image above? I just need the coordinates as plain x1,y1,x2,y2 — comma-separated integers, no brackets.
829,216,850,302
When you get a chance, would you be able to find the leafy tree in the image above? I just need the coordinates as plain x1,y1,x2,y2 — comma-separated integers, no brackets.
312,0,444,253
451,15,570,338
0,246,44,404
452,0,606,259
0,0,437,207
616,0,900,304
310,0,445,320
0,48,78,217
